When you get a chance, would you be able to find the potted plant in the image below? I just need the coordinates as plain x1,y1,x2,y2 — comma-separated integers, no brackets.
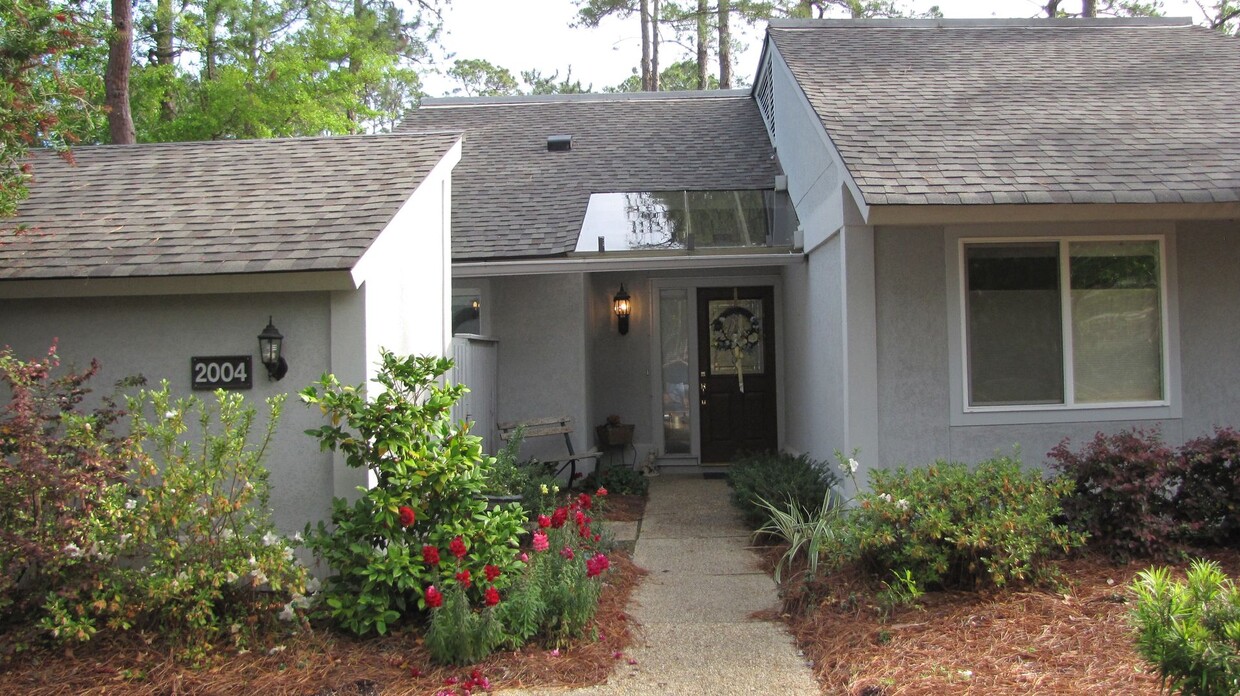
596,414,635,448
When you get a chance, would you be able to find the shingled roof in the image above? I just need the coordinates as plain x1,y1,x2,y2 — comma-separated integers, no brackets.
768,18,1240,207
0,132,460,280
397,92,780,261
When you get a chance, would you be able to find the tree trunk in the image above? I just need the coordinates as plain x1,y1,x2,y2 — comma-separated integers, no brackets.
155,0,175,120
718,0,731,88
347,0,364,128
651,0,660,91
1081,0,1096,16
696,0,708,90
1044,0,1060,17
640,0,651,90
106,0,135,144
204,0,218,81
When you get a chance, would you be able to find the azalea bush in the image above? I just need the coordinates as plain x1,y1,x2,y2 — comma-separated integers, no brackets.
301,351,525,637
1131,559,1240,696
728,451,838,527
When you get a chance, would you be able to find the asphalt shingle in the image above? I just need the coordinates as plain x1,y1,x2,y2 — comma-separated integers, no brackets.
769,19,1240,207
397,92,781,261
1,132,460,280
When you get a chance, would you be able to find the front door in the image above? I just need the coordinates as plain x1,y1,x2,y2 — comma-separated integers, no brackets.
697,286,777,463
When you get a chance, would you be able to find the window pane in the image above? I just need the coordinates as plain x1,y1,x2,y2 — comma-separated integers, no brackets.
966,243,1064,406
1070,241,1162,403
575,191,784,252
452,293,480,335
659,288,691,454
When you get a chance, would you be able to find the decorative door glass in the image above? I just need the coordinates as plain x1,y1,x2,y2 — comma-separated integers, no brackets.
708,298,765,390
659,288,691,454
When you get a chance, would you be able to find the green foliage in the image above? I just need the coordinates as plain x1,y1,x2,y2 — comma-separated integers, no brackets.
0,0,104,217
853,454,1085,590
727,451,839,527
448,58,520,97
425,585,504,666
876,569,924,617
755,490,846,583
581,464,649,496
301,351,525,637
485,425,529,496
1131,560,1240,696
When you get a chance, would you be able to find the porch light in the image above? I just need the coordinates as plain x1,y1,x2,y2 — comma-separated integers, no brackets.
257,316,288,381
613,285,632,335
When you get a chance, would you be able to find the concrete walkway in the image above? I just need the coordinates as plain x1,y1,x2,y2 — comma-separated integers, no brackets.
504,475,820,695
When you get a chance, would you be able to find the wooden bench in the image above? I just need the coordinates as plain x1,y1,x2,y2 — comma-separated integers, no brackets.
497,416,601,487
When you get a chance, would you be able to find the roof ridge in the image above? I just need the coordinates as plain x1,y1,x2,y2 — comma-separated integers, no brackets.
767,17,1193,30
420,89,752,109
48,130,460,154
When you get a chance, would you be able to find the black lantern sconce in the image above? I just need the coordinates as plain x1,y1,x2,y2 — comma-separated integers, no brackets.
613,284,632,335
257,316,289,381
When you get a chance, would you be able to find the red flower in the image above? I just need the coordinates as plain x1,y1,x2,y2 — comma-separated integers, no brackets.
455,569,471,588
586,554,611,578
484,586,500,607
537,514,551,528
398,505,416,527
425,585,443,608
578,493,593,510
450,535,468,559
484,564,501,582
560,546,575,560
550,507,568,528
596,487,608,497
54,12,67,21
575,509,586,525
422,545,440,566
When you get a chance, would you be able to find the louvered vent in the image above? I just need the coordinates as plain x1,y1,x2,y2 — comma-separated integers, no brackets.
755,56,776,139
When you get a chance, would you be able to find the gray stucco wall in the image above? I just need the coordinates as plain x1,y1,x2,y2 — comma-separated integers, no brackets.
0,291,335,534
874,221,1238,469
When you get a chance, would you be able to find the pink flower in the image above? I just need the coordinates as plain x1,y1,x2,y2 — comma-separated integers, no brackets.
455,569,471,588
533,530,549,552
596,487,608,497
519,552,529,563
484,586,500,607
560,546,575,560
484,564,501,582
537,514,551,528
398,505,416,527
450,536,467,559
425,585,443,608
586,553,611,578
422,545,440,566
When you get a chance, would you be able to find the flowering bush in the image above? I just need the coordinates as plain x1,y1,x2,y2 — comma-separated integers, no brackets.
301,351,525,637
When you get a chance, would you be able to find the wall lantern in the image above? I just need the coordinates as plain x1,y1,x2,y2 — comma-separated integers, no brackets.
613,284,632,335
257,316,289,381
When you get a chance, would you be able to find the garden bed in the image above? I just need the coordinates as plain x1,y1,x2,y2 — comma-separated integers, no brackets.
772,548,1240,695
0,550,646,695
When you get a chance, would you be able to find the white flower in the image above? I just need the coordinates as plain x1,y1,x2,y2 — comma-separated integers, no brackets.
248,555,257,566
305,577,322,594
226,571,239,583
278,604,296,622
291,532,303,544
283,547,294,561
291,593,311,609
124,498,137,511
164,410,177,420
262,531,279,547
879,493,892,503
267,645,286,655
63,543,83,558
119,533,131,545
552,485,560,494
896,499,910,511
848,458,860,474
222,528,235,541
251,570,268,586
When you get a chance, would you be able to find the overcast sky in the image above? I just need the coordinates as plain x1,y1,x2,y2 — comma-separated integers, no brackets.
421,0,1207,96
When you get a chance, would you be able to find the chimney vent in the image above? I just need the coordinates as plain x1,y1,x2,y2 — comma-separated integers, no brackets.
547,135,572,152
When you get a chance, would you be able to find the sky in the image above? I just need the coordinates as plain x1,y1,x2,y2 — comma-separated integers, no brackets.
420,0,1208,97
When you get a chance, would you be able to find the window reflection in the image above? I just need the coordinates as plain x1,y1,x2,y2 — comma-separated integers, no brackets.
660,288,691,455
576,190,796,253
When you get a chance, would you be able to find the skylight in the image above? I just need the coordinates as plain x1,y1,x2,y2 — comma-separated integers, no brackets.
575,190,797,253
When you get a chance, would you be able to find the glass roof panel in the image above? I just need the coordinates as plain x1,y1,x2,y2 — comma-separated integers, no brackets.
575,190,795,253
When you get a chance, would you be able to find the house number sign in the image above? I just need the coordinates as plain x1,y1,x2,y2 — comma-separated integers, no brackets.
191,356,253,390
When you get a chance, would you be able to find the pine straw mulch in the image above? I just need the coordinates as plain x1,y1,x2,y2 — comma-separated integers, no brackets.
597,493,645,523
769,547,1240,696
0,552,647,696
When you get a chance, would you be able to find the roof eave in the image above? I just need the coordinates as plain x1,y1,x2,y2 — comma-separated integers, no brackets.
865,201,1240,226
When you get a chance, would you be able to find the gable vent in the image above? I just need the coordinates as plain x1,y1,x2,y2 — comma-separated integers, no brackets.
755,57,775,140
547,135,572,152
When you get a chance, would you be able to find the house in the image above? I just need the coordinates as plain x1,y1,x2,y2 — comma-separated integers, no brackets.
0,133,462,533
405,17,1240,481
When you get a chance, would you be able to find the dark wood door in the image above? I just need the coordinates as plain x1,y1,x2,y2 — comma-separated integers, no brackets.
697,286,777,463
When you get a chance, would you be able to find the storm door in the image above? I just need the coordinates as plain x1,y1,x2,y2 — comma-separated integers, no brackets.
696,286,777,463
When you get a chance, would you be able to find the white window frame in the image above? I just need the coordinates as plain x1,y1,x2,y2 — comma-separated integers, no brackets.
945,224,1181,427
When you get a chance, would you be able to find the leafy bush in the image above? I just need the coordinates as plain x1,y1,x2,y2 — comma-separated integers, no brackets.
1048,429,1177,560
853,454,1084,590
301,351,526,637
1131,559,1240,696
727,451,838,527
0,345,135,636
1173,428,1240,547
581,464,648,496
485,425,530,496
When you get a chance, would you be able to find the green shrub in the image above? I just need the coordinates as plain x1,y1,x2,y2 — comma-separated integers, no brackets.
581,464,648,496
1131,559,1240,696
727,451,839,527
853,454,1084,590
301,351,526,637
485,425,530,496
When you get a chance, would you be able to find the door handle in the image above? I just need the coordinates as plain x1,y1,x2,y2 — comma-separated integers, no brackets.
700,382,707,393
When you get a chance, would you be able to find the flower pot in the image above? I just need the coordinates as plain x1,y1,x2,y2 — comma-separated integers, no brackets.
484,493,522,509
596,423,634,448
